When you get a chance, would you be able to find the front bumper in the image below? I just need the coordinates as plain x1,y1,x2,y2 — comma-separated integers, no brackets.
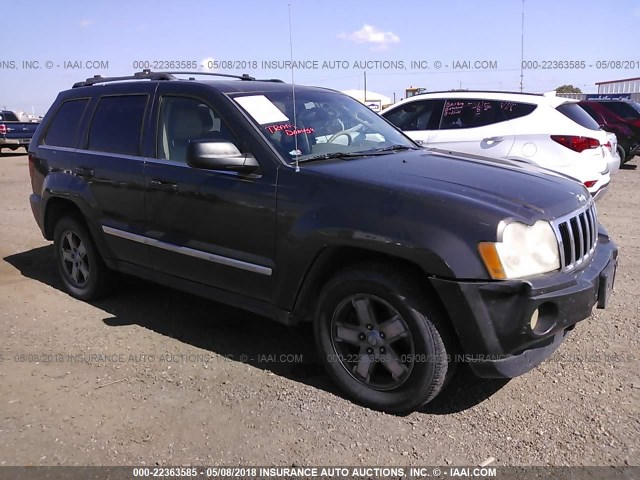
430,230,618,378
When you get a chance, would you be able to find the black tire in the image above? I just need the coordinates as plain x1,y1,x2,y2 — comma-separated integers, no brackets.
314,262,454,413
53,216,113,301
618,145,630,164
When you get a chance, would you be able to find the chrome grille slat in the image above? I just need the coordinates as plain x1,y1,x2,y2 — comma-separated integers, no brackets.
567,218,576,266
551,201,598,272
584,210,592,253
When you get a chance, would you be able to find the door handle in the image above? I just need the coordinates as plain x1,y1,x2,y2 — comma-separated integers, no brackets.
149,179,178,192
74,167,94,178
483,136,504,145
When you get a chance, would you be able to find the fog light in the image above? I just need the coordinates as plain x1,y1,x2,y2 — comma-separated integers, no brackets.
530,308,540,331
530,302,558,335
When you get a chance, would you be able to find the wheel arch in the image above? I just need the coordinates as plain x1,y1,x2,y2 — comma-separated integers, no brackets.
43,195,113,262
292,246,454,329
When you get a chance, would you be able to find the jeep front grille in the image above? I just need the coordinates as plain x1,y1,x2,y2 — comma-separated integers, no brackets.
552,202,598,271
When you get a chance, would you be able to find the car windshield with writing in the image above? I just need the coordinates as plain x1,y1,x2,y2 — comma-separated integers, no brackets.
230,89,417,163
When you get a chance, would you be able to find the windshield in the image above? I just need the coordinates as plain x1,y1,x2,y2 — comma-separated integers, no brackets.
231,89,416,163
601,101,640,120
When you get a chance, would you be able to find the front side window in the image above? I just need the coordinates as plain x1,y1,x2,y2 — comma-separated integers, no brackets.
231,90,416,162
383,100,443,131
439,100,506,129
156,96,241,163
42,99,89,148
87,95,147,155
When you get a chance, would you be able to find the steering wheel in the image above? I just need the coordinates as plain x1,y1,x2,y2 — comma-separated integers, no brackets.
327,130,354,145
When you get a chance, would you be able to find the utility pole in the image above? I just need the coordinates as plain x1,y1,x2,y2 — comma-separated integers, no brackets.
364,71,367,102
520,0,525,92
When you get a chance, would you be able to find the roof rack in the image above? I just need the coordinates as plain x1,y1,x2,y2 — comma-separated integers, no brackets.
72,69,284,88
72,69,176,88
163,71,284,83
163,71,256,81
412,89,543,97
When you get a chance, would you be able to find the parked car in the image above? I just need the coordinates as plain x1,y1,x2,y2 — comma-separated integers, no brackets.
0,110,39,154
28,71,618,413
603,132,621,175
578,100,640,163
594,100,640,128
381,91,613,199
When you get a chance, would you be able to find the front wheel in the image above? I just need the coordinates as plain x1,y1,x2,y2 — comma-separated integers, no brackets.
53,216,113,301
314,263,454,413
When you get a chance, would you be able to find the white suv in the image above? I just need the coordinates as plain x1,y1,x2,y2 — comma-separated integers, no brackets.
381,91,612,198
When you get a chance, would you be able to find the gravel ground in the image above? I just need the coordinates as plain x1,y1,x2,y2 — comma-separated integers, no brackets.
0,152,638,466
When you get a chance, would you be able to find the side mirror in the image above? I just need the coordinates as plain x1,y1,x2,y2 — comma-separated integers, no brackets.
186,140,260,173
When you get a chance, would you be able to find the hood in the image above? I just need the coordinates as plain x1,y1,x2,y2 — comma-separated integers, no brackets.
303,149,589,221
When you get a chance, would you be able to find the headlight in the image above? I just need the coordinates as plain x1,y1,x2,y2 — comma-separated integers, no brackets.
478,220,560,279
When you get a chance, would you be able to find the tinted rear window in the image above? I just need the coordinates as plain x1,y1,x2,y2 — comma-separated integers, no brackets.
42,99,89,148
0,111,20,122
556,103,600,130
501,102,536,120
600,101,640,120
87,95,147,156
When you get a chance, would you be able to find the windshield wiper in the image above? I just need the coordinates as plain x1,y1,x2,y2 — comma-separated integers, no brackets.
292,145,420,165
368,144,420,153
293,151,369,164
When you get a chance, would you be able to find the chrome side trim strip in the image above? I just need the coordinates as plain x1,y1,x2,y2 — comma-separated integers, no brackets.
102,226,272,276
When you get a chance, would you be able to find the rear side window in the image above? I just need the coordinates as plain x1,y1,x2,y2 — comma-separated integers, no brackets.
439,100,506,129
556,103,600,130
42,99,89,148
501,102,536,120
383,100,443,131
87,95,147,155
0,111,20,122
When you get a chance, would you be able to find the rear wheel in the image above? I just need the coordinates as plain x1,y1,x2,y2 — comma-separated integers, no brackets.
618,145,629,164
53,216,113,300
314,263,454,413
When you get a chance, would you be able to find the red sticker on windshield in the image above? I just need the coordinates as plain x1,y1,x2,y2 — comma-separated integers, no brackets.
285,127,314,136
266,124,315,136
266,123,294,134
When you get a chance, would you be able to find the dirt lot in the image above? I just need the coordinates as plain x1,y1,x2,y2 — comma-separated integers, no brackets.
0,152,638,467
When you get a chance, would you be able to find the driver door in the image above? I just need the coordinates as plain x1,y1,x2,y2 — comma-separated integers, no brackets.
143,83,278,301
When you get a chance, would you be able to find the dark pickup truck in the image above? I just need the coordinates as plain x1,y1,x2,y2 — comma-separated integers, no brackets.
0,110,39,153
28,71,618,413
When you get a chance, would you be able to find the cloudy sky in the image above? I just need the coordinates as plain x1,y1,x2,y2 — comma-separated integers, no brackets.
1,0,639,113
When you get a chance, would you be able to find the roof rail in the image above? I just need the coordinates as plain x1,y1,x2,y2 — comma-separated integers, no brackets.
163,71,284,82
162,71,256,81
72,69,176,88
72,69,286,88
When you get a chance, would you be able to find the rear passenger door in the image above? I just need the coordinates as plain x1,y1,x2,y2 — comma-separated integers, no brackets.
382,99,444,145
75,83,157,268
142,82,278,302
427,99,516,158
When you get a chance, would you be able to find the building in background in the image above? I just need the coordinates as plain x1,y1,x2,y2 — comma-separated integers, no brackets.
595,76,640,99
341,89,392,112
